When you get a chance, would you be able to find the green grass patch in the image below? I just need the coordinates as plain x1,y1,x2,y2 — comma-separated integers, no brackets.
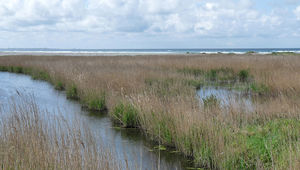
238,69,249,82
227,119,300,169
202,95,220,109
54,81,65,91
0,65,51,81
111,103,139,128
84,93,106,112
13,66,23,73
178,67,238,82
66,84,79,100
0,66,24,73
0,66,8,71
206,69,217,81
31,70,51,81
249,82,270,95
205,68,236,82
158,119,173,145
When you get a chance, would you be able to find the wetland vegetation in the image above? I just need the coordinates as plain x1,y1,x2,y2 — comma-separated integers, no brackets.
1,53,300,169
0,97,122,170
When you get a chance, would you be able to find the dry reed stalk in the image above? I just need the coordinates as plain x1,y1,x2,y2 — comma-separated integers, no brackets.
0,95,124,170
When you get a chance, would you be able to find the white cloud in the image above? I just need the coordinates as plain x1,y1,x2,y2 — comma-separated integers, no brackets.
0,0,299,48
0,0,270,34
295,6,300,20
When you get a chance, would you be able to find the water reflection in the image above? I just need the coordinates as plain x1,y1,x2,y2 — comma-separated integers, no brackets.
197,86,254,111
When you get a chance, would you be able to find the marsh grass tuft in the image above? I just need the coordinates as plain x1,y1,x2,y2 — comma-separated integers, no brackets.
0,65,8,71
32,70,51,81
250,82,270,94
202,95,220,109
84,93,106,112
207,69,217,81
111,103,139,128
54,81,65,90
238,69,249,82
66,84,79,100
13,66,23,73
179,67,241,83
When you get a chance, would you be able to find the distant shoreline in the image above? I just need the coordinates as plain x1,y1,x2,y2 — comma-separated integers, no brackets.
0,48,300,56
0,51,180,56
0,49,300,56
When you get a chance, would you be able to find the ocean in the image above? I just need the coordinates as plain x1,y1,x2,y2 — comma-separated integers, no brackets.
0,48,300,56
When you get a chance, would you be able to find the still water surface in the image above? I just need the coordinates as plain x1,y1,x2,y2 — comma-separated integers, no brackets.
197,86,254,111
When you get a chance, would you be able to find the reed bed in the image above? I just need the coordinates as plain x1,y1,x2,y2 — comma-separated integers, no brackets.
0,95,124,170
1,53,300,169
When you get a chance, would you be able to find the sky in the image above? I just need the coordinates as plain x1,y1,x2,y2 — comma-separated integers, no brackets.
0,0,300,49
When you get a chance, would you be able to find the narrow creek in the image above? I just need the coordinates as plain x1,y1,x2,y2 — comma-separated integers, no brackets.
0,72,194,170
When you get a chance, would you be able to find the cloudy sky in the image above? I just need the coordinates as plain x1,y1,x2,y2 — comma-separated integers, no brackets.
0,0,300,49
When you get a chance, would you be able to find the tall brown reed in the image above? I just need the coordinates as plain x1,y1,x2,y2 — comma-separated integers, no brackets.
0,95,123,170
